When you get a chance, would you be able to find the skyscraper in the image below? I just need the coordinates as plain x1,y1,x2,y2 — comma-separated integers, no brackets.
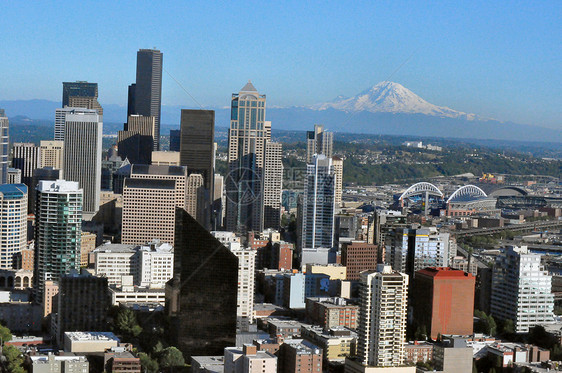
387,227,450,278
167,208,238,358
117,115,156,164
413,267,475,339
226,82,267,233
63,110,102,219
332,155,343,206
0,110,8,184
62,81,103,115
225,242,257,329
54,107,99,142
357,265,408,367
263,141,283,230
490,245,555,333
121,179,177,245
169,129,181,152
39,140,64,170
11,143,41,189
306,125,333,164
300,155,335,251
34,180,83,301
56,271,110,345
180,109,215,228
128,49,163,150
0,184,27,269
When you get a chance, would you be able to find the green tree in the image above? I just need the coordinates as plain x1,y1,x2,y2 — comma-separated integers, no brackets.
159,346,185,369
115,308,142,337
487,315,497,336
3,345,25,373
502,319,515,336
414,325,427,341
139,352,159,373
0,323,12,344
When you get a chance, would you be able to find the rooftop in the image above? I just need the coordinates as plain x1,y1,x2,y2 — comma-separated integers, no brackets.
0,184,27,199
416,267,475,279
124,178,176,190
131,164,186,176
65,331,119,343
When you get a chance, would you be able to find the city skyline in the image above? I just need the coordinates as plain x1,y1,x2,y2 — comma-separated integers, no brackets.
0,2,560,129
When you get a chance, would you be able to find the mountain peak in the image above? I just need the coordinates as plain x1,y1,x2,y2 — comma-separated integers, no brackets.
311,81,476,119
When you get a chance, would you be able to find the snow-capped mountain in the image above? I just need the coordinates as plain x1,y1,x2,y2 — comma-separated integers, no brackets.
310,81,477,120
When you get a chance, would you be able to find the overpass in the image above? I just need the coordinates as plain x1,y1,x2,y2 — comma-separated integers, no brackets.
452,219,562,238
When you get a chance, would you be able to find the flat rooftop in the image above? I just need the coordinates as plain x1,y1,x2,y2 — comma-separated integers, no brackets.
65,331,119,342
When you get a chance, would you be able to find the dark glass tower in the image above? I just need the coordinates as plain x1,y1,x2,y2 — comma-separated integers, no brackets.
179,109,215,228
166,208,238,359
129,49,163,151
62,81,98,107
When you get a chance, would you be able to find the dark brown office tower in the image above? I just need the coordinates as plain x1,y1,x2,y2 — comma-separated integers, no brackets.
133,49,162,150
341,242,381,280
179,109,215,228
56,271,110,345
118,115,156,164
166,208,238,359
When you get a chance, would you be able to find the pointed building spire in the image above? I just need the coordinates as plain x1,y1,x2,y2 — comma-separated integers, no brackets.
240,80,258,92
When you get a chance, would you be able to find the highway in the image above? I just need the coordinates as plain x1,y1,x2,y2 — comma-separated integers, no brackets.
451,219,562,238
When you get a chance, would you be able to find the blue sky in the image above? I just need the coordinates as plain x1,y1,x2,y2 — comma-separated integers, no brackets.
1,1,561,128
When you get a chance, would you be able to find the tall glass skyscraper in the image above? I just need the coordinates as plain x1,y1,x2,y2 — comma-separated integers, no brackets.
225,82,267,233
128,49,163,151
34,180,83,301
300,154,336,250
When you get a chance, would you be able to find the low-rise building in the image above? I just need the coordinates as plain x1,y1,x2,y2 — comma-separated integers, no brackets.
63,331,120,353
404,341,433,364
104,347,141,373
192,356,225,373
278,339,323,373
224,344,277,373
305,297,358,330
31,353,89,373
301,325,357,363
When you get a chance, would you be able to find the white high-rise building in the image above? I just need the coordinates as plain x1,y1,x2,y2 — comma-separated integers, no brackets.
227,242,256,325
0,111,9,184
262,141,283,229
491,245,554,333
62,109,102,219
94,241,174,288
55,107,99,141
300,155,335,251
357,265,408,367
0,184,27,269
332,156,343,207
34,180,82,301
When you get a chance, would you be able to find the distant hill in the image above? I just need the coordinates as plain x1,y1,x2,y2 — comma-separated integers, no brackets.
2,81,561,143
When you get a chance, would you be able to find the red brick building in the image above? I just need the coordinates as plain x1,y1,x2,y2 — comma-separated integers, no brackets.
341,242,380,280
305,297,358,330
278,339,322,373
413,267,475,339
